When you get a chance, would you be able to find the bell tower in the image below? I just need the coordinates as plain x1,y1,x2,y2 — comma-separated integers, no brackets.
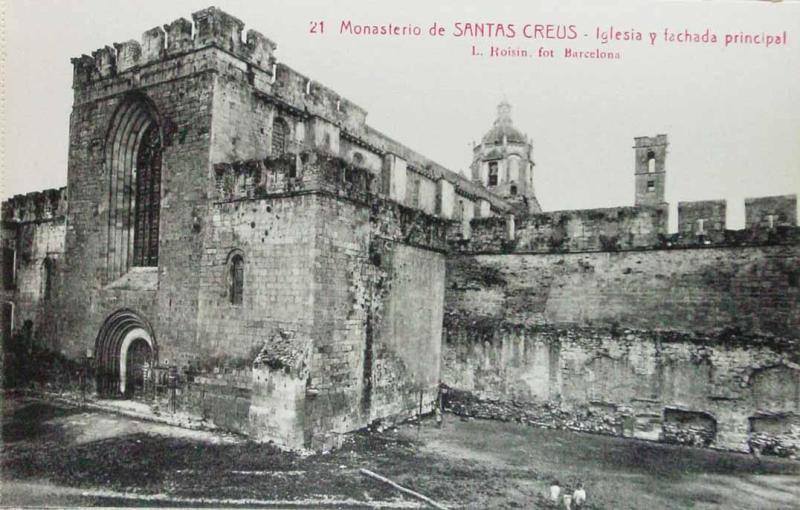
634,134,667,207
470,100,541,213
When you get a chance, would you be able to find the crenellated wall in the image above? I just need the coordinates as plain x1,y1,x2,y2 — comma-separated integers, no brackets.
454,196,799,254
746,194,797,230
72,7,276,85
458,205,668,253
678,200,727,244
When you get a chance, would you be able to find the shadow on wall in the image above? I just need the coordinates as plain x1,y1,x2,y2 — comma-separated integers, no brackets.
2,321,84,392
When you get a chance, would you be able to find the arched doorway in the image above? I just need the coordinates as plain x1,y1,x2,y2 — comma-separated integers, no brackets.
119,329,155,398
94,309,158,398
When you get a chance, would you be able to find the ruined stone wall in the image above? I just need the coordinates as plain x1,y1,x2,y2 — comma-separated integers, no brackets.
8,221,66,331
443,245,800,455
442,325,799,454
0,189,67,338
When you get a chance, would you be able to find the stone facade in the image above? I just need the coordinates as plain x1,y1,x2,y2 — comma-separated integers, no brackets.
2,7,459,451
2,7,798,456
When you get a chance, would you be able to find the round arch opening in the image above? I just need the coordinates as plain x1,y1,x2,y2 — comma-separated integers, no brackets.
94,309,158,398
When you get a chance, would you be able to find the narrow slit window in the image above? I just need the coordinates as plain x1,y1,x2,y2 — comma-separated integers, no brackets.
696,218,706,235
42,258,54,301
230,254,244,305
2,248,15,290
767,214,776,229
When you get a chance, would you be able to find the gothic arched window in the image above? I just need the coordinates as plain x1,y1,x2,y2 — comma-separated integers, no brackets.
272,117,289,156
105,94,162,281
132,125,162,267
229,254,244,305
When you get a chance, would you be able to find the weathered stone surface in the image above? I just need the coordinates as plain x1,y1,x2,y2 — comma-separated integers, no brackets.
2,7,799,458
442,297,800,454
446,246,800,336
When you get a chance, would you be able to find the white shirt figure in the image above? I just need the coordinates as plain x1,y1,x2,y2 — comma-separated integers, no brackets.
563,494,573,509
573,487,586,507
549,484,561,501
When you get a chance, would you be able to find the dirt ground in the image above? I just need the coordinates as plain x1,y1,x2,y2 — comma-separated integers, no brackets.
1,394,798,509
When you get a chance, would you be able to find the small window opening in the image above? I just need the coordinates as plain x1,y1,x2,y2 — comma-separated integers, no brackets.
510,184,518,196
229,254,244,305
42,258,54,301
272,117,288,156
2,248,15,290
1,302,13,340
488,162,499,186
696,218,706,235
647,180,655,192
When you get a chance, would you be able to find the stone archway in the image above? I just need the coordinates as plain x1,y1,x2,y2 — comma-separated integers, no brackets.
94,309,158,397
119,328,155,397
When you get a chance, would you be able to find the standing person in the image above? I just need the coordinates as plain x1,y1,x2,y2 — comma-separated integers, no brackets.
549,480,561,502
563,493,573,510
573,482,586,508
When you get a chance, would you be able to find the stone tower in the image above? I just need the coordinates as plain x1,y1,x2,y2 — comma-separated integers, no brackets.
18,6,480,450
470,100,541,213
634,134,668,207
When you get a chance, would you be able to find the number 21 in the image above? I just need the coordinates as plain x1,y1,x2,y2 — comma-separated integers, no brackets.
309,21,324,34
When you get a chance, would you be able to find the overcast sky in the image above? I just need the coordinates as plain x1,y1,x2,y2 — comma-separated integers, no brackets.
3,0,799,229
